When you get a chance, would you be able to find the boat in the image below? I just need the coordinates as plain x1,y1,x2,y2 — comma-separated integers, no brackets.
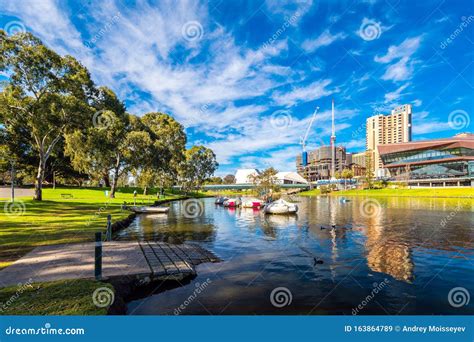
215,196,228,205
242,198,264,208
263,199,298,215
223,198,241,207
128,206,169,214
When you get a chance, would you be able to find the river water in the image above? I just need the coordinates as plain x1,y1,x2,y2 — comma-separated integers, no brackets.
118,196,474,315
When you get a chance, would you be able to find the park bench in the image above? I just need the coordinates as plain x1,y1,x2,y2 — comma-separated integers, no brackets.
61,193,73,199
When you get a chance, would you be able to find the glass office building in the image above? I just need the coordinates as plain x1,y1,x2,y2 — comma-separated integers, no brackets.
378,133,474,182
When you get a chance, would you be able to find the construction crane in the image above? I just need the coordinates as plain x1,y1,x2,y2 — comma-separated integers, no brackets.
300,106,320,166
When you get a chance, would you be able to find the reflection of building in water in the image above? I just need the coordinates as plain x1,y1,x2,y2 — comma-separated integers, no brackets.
358,204,414,283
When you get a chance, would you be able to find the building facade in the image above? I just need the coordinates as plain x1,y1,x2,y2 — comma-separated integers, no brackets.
235,169,259,184
296,145,350,181
366,104,412,177
350,151,367,177
378,133,474,186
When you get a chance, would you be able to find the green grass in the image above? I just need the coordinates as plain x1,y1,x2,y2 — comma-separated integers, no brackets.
299,189,321,196
333,187,473,198
0,187,184,267
0,279,113,315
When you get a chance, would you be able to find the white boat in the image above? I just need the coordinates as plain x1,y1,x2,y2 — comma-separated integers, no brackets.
223,198,241,207
242,198,264,208
263,199,298,215
215,196,228,205
129,206,169,214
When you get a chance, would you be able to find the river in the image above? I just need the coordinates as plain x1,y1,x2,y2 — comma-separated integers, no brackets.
117,196,474,315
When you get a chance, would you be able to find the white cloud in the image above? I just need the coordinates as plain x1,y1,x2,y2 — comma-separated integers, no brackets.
412,111,451,134
374,36,422,63
381,57,414,82
384,83,410,102
272,79,335,106
302,30,347,52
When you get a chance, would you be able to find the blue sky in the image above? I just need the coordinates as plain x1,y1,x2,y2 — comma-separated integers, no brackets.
0,0,473,175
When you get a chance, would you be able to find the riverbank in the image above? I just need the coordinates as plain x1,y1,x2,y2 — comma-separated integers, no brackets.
0,279,113,315
0,187,185,268
299,187,474,198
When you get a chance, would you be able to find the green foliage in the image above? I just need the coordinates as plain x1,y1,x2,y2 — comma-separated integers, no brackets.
320,185,331,194
0,31,217,199
249,167,280,195
180,146,218,191
0,31,95,200
223,174,235,184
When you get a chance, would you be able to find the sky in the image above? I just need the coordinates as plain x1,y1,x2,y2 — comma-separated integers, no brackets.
0,0,472,175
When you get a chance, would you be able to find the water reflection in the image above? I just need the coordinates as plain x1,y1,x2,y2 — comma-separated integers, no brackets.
120,196,473,315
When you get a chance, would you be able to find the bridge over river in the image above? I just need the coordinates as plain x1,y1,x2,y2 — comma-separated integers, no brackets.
173,183,311,191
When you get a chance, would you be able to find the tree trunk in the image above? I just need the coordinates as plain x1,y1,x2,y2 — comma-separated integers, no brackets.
34,157,46,201
102,171,111,187
143,186,148,196
109,154,121,199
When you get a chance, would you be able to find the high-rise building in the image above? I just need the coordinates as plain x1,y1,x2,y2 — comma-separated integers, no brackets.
296,145,350,182
366,104,412,177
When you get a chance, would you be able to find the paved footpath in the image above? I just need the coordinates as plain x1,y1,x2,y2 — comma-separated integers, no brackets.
0,241,220,287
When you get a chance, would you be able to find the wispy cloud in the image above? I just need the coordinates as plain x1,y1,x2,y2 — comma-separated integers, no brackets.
302,30,347,52
272,79,335,106
374,36,422,63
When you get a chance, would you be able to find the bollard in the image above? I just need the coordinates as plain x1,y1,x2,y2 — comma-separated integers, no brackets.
106,214,112,241
95,232,102,280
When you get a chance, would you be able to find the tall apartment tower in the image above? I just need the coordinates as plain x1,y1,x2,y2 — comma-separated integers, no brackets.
366,104,412,176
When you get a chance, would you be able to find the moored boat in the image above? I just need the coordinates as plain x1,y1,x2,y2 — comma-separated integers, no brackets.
263,199,298,215
242,198,264,208
215,196,228,205
128,206,169,214
223,198,242,207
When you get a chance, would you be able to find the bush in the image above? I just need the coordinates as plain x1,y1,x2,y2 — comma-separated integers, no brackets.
320,185,331,194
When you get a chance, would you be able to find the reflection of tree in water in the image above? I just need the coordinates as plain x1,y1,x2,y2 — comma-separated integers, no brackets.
150,226,216,244
120,212,217,243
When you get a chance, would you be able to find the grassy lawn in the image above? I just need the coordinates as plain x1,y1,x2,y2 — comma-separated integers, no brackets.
300,187,474,198
0,187,184,267
336,187,473,198
0,279,113,315
299,189,321,196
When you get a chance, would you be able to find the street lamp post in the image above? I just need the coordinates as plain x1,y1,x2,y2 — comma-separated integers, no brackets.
10,160,15,203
